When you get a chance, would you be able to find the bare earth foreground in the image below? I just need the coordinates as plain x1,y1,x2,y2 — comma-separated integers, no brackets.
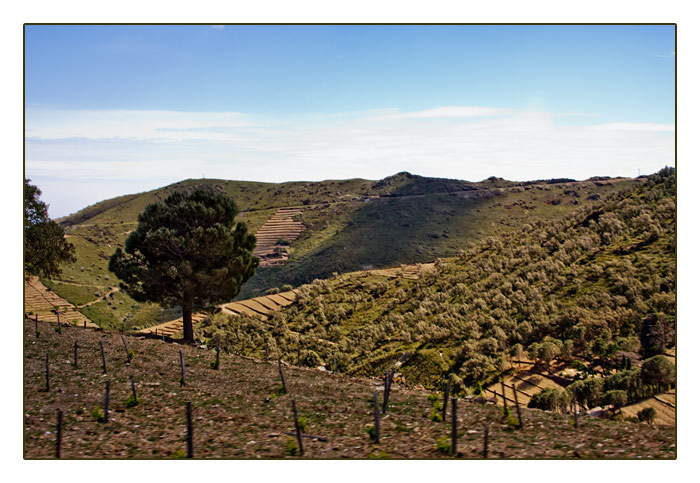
23,320,676,459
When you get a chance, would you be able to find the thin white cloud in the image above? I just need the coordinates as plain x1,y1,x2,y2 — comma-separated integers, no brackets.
25,107,675,217
555,111,601,118
210,25,225,30
373,106,513,120
655,51,675,58
590,122,675,132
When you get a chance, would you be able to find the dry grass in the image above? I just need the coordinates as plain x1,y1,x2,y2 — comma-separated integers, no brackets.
24,319,676,459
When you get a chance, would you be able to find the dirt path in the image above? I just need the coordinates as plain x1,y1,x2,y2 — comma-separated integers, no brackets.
76,286,120,308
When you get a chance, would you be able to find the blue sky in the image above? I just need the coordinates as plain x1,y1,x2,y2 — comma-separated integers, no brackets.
24,24,675,217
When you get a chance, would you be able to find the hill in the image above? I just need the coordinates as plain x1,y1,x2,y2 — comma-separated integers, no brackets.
196,169,675,407
45,173,641,328
23,318,675,459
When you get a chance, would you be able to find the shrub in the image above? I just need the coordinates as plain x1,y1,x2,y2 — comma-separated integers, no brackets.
637,407,657,425
602,390,628,412
528,388,570,412
366,424,376,440
91,407,105,423
170,449,186,459
285,437,299,456
125,393,141,408
641,355,675,392
297,416,308,432
301,350,322,368
435,436,451,454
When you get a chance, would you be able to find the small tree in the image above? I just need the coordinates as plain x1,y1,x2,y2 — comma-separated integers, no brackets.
602,390,628,414
640,314,674,358
637,407,657,425
24,179,76,278
641,355,675,393
109,189,258,342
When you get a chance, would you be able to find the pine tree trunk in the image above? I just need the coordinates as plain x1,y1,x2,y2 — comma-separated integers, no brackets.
182,305,194,343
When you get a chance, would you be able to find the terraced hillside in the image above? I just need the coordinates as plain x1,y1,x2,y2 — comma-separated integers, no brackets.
197,169,675,426
24,277,97,328
253,208,305,267
138,290,299,338
45,173,642,328
23,319,676,459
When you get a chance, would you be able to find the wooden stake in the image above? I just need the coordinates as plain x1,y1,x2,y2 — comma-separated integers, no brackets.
100,341,107,374
103,380,110,423
121,335,131,363
45,352,50,392
186,402,193,458
373,392,380,443
278,359,287,394
382,371,389,414
73,340,78,368
215,341,220,370
501,377,508,415
442,377,451,422
130,375,137,401
512,384,522,429
35,315,39,336
483,425,489,458
179,349,186,386
83,320,86,329
451,397,457,455
291,400,304,456
573,391,579,429
56,409,63,458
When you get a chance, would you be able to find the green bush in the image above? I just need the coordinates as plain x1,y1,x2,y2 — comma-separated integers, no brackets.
435,436,451,454
528,388,570,412
170,449,186,459
637,407,657,424
297,416,308,432
366,424,376,440
125,393,141,408
286,437,299,456
91,407,105,423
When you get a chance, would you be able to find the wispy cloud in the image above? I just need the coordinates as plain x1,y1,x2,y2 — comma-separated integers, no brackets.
25,107,675,217
372,106,513,120
210,25,225,30
555,111,601,118
655,51,675,58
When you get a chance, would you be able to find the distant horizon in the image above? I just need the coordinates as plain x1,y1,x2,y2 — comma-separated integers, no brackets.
25,24,675,218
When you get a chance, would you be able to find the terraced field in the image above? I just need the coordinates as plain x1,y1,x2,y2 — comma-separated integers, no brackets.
24,277,97,328
253,208,305,267
137,290,299,337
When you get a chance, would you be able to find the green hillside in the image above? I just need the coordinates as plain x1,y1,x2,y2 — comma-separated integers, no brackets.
201,169,675,397
47,173,641,329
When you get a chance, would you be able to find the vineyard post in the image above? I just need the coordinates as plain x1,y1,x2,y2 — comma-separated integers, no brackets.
483,425,489,458
278,359,287,394
100,341,107,374
56,409,63,458
103,380,110,423
121,335,131,363
512,384,522,429
451,397,457,455
573,391,579,429
442,377,451,422
291,400,304,456
35,315,38,336
179,349,186,386
130,375,137,402
83,320,86,329
73,340,78,368
45,352,50,392
501,377,508,416
373,392,380,443
215,341,220,370
186,402,193,458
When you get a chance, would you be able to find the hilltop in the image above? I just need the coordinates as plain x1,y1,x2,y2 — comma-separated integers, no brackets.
23,319,675,459
45,172,641,329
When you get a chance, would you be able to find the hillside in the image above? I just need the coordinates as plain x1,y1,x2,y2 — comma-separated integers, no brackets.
45,173,641,328
23,319,675,459
197,169,675,405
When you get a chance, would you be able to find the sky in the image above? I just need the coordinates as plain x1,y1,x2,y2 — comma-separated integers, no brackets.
24,24,676,218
